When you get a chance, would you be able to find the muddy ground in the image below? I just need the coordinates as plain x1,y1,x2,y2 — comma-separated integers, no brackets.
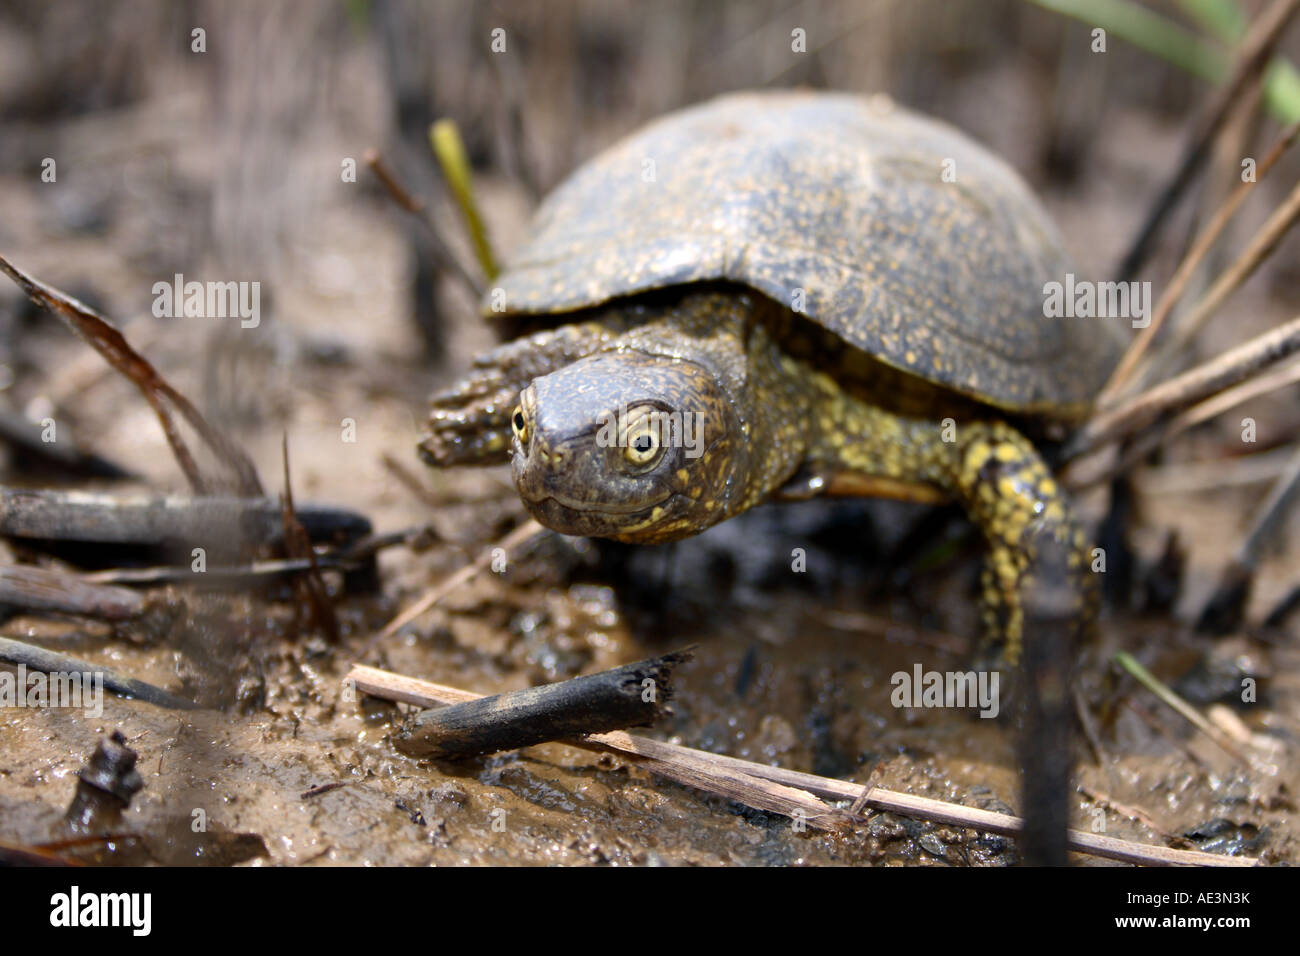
0,1,1297,866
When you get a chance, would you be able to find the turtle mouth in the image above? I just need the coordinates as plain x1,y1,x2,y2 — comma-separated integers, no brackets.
523,488,672,518
520,489,676,536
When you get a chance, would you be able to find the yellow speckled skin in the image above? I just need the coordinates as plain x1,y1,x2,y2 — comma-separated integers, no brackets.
420,91,1123,666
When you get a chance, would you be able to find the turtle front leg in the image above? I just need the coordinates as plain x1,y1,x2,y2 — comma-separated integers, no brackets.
420,318,629,467
938,421,1096,667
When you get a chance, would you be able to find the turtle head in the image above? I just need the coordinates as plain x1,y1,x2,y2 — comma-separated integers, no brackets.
510,351,746,543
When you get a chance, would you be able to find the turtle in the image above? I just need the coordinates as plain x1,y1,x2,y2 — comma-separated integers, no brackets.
418,90,1127,666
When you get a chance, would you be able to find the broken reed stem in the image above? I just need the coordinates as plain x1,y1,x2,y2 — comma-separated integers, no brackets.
429,119,499,281
1064,312,1300,460
44,319,164,406
1115,0,1300,280
347,664,1259,866
395,651,692,759
349,663,848,830
1070,358,1300,490
1164,357,1300,436
367,518,546,648
1141,172,1300,388
1100,118,1300,403
363,148,485,300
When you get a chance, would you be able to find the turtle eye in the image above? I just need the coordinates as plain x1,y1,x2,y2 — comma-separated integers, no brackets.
622,419,661,467
511,406,528,444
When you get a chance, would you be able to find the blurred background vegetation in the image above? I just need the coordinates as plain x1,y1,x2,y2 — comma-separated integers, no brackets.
1,0,1298,467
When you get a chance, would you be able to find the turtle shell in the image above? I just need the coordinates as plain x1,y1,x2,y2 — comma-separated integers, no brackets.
486,90,1127,419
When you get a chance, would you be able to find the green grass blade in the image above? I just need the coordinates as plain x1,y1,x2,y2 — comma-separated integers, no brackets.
1176,0,1248,40
1025,0,1300,121
430,119,499,282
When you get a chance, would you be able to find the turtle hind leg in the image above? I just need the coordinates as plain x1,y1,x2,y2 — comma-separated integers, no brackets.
420,317,630,467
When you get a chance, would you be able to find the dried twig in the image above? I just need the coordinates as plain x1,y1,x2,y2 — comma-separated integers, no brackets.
364,148,424,213
1073,686,1108,767
349,664,851,830
396,651,692,759
1224,441,1300,569
42,319,165,406
347,664,1259,865
1100,118,1300,401
1064,313,1300,460
300,782,350,800
1262,582,1300,628
363,149,484,300
1070,359,1300,489
0,636,198,710
1142,172,1300,386
0,565,144,620
81,556,360,586
366,518,546,649
0,488,372,560
279,435,338,641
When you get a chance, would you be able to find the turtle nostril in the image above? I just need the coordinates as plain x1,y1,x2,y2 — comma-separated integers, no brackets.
535,442,566,467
